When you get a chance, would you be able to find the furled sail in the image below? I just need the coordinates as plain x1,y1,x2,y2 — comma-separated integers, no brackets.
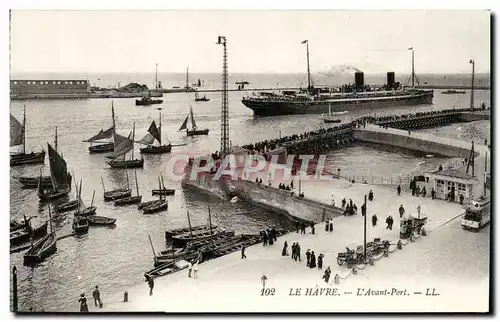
190,107,197,129
83,126,114,142
48,142,68,190
10,114,24,147
108,132,133,159
179,116,188,131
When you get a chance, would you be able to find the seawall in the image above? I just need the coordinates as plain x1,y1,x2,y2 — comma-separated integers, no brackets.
182,170,343,223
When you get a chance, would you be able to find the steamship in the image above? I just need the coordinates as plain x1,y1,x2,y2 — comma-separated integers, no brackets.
242,43,433,117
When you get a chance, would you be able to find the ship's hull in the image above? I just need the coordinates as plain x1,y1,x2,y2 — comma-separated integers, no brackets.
10,151,46,166
89,143,114,153
242,91,434,117
136,100,163,106
140,144,172,154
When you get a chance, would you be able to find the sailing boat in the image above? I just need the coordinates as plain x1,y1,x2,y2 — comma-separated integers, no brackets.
114,170,142,206
179,105,209,136
194,92,210,102
23,206,57,266
141,175,169,214
18,127,72,189
74,179,97,216
84,101,116,153
10,106,45,166
152,173,175,196
102,175,132,202
139,113,172,154
323,104,342,123
107,122,144,168
38,143,71,201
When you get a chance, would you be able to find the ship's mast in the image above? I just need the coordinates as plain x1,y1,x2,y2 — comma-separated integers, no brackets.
22,105,26,154
408,47,415,88
302,40,311,90
186,66,189,89
155,63,158,90
158,112,162,146
470,59,475,109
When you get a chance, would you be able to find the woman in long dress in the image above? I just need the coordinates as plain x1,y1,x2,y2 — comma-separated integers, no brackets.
281,241,288,256
79,293,89,312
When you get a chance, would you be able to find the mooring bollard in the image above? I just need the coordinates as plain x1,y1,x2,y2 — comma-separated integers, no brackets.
397,240,402,249
352,267,357,275
369,257,374,266
384,250,389,257
334,274,340,284
123,291,128,302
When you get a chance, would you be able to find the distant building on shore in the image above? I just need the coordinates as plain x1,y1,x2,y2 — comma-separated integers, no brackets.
10,79,90,99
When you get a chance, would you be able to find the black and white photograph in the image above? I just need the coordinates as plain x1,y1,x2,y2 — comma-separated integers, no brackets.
8,8,491,313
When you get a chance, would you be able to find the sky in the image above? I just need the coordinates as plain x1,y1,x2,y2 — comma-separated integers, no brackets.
10,10,491,74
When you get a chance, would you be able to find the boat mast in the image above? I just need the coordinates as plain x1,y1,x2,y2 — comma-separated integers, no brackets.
158,177,163,201
208,205,214,247
187,211,193,239
158,113,162,146
91,190,95,207
470,59,475,109
131,122,135,161
22,105,26,154
148,235,157,262
55,126,58,152
134,169,139,197
126,168,130,190
111,101,116,133
100,177,106,193
186,66,189,89
484,150,488,196
302,40,311,90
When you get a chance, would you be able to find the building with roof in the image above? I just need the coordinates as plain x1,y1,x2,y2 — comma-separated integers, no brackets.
424,164,481,202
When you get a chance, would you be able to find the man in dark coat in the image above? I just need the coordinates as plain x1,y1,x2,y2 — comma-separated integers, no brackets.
460,194,464,205
323,267,331,283
325,219,329,231
431,188,436,199
306,249,311,266
386,216,391,229
291,242,296,260
399,205,405,218
368,190,374,202
397,185,401,196
361,203,366,216
309,251,317,269
310,222,315,234
92,286,102,307
263,231,268,246
341,198,346,208
148,277,154,296
241,245,247,259
329,220,333,232
268,230,274,245
372,214,378,227
317,253,324,270
388,216,393,230
296,243,301,261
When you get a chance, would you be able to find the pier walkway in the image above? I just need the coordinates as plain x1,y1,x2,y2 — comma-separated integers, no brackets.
101,178,488,312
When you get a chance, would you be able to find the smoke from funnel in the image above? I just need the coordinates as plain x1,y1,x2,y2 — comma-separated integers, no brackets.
320,64,363,76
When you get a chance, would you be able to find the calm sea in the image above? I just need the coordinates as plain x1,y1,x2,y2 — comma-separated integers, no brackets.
9,72,490,311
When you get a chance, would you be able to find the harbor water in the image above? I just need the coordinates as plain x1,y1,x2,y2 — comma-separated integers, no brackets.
10,73,490,311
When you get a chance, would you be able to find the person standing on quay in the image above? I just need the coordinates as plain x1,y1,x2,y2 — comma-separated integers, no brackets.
147,276,154,296
282,241,288,256
372,214,378,227
92,286,102,308
79,293,89,312
399,205,405,218
329,220,333,232
241,245,247,259
296,243,302,261
397,185,401,196
318,254,324,270
306,249,311,266
309,251,317,269
291,242,296,260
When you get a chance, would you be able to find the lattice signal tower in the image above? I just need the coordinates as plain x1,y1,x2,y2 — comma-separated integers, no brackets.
217,36,229,156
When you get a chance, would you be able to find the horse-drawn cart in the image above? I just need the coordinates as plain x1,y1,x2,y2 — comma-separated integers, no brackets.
400,213,428,239
336,239,391,268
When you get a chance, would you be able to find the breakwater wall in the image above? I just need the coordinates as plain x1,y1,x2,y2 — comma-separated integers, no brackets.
10,91,163,100
351,126,478,159
182,170,343,223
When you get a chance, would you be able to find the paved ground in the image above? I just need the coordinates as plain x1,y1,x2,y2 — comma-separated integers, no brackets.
99,180,489,313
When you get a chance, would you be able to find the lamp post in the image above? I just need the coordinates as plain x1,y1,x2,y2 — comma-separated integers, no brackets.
363,194,367,262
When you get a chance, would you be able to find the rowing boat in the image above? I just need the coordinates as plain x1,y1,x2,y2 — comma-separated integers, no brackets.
165,225,218,243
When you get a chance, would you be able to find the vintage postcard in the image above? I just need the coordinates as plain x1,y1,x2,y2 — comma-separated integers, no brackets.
9,9,491,313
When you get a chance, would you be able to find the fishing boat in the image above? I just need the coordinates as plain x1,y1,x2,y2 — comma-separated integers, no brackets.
184,231,235,250
152,174,175,196
73,182,98,216
73,216,89,234
10,106,45,166
38,142,71,201
212,235,262,258
145,258,195,280
56,199,79,212
138,200,160,210
165,225,218,243
442,89,466,94
114,170,142,206
143,200,168,214
135,96,163,106
194,93,210,102
107,122,144,168
139,114,172,154
23,207,57,266
101,177,132,202
84,101,116,153
87,215,116,226
10,217,48,246
323,104,342,123
172,229,232,248
19,173,72,189
179,105,209,136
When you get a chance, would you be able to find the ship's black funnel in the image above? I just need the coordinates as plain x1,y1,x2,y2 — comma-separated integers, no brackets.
387,72,395,86
355,72,364,89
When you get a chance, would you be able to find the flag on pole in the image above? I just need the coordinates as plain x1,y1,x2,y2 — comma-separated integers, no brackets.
301,40,308,44
408,47,413,50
